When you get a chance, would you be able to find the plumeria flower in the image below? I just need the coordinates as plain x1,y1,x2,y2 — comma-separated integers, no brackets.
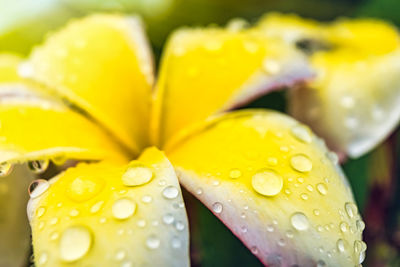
1,12,399,267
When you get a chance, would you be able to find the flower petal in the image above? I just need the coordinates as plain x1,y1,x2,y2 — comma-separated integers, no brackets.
29,147,189,266
23,14,154,153
0,82,128,164
166,109,365,266
258,14,400,157
0,164,35,267
152,23,313,146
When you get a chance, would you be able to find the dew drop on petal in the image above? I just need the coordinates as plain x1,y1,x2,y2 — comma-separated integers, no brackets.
122,164,153,186
162,213,175,225
28,160,49,174
229,169,242,179
291,125,312,143
290,154,313,172
212,202,223,214
90,201,104,214
290,212,310,231
162,186,179,199
146,235,160,249
251,169,283,196
340,222,348,233
345,202,356,218
29,179,50,198
316,183,328,195
59,225,92,262
337,239,346,253
112,198,136,220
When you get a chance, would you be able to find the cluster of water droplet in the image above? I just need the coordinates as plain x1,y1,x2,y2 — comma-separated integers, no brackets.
30,161,188,266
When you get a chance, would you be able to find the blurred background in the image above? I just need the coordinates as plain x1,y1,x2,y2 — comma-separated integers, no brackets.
1,0,400,266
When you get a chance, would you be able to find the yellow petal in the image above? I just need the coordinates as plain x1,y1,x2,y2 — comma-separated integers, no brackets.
152,23,312,146
23,14,154,154
29,147,189,267
258,14,400,157
166,110,365,266
0,164,34,267
0,53,22,82
0,82,128,164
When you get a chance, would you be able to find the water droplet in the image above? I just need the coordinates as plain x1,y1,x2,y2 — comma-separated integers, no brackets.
171,237,182,249
356,220,365,232
306,185,313,192
290,212,309,231
212,202,223,214
90,201,104,214
300,193,309,200
326,151,339,164
137,219,146,228
162,213,174,225
49,217,59,225
29,179,50,198
340,222,348,232
251,246,258,254
267,224,274,232
38,252,48,265
317,260,326,267
162,186,179,199
290,154,312,172
251,169,283,196
345,202,356,218
59,225,92,262
175,221,185,231
122,164,153,186
196,188,203,195
115,249,126,261
313,209,320,216
316,183,328,195
241,226,248,233
37,207,46,218
286,230,294,238
69,209,79,217
267,157,278,166
141,195,153,203
229,169,242,179
337,239,346,253
291,125,312,143
112,198,136,220
146,235,160,249
278,238,286,247
263,59,281,74
0,162,12,177
28,160,49,174
50,231,59,241
66,176,104,202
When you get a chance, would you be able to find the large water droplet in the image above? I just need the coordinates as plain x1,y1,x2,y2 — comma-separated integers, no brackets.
356,220,365,232
29,179,50,198
251,169,283,196
290,212,310,231
112,198,136,220
316,183,328,195
162,186,179,199
0,162,12,177
146,235,160,249
212,202,223,214
290,154,312,172
122,164,153,186
59,225,92,262
28,160,49,174
291,125,312,143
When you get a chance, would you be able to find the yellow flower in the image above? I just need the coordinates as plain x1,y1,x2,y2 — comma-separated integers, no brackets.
3,12,399,266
